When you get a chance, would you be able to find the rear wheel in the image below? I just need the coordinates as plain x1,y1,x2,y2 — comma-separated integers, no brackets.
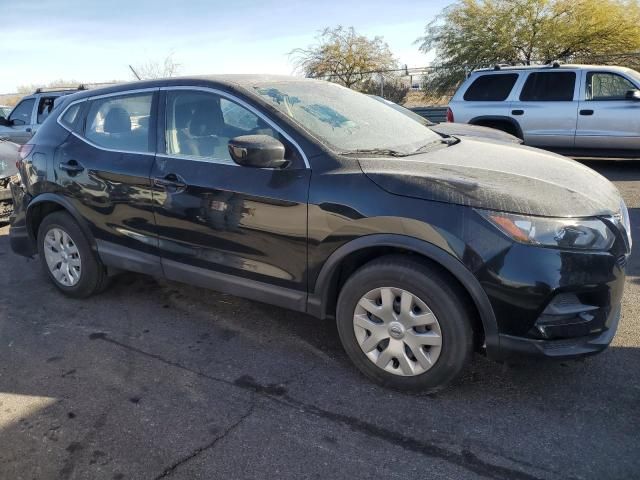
336,255,473,392
37,211,108,298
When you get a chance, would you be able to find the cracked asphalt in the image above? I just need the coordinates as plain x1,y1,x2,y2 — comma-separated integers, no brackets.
0,159,639,480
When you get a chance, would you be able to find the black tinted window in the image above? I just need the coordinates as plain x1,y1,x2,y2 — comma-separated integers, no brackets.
520,72,576,101
464,74,518,101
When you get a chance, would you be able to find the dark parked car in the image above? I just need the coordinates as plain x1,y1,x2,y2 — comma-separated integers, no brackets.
9,76,632,391
369,95,523,144
0,139,20,222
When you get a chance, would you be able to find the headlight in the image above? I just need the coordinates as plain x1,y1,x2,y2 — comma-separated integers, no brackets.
619,200,632,250
478,210,615,251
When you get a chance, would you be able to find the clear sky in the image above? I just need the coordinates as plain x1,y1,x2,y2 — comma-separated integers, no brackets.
1,0,451,93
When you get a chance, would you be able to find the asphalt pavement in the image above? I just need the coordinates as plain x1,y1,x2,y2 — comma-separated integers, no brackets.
0,159,638,480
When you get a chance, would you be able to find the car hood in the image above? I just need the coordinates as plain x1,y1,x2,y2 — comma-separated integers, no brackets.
430,122,522,144
359,138,622,217
0,140,19,179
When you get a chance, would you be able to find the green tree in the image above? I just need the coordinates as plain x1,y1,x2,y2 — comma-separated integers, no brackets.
418,0,640,94
291,26,398,88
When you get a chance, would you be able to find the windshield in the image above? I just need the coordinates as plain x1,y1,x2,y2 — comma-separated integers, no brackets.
625,68,640,86
368,95,436,127
253,81,442,154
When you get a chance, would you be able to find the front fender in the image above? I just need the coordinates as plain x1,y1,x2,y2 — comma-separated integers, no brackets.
307,233,500,355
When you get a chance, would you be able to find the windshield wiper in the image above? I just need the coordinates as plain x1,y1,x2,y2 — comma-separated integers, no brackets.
340,148,410,157
412,137,459,154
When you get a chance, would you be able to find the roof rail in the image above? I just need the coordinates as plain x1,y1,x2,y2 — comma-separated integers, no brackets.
34,85,87,94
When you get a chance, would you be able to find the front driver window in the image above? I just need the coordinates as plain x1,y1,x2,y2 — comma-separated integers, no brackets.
8,98,35,126
164,90,284,164
587,72,637,100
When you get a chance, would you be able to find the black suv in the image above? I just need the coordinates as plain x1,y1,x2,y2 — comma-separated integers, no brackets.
9,76,632,391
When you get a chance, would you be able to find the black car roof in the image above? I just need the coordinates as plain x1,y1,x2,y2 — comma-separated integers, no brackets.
59,74,320,104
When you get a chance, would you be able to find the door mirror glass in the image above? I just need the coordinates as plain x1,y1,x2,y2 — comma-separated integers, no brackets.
625,89,640,101
228,135,288,168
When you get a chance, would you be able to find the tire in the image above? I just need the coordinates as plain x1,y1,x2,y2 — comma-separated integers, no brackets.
37,211,108,298
336,255,473,392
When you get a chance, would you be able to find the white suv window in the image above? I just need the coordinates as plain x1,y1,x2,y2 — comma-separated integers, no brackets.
8,98,35,126
37,96,57,124
519,72,576,102
587,72,637,101
463,74,519,101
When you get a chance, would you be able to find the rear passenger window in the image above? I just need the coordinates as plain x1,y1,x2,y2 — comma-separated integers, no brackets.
60,103,82,129
84,93,153,153
520,72,576,101
463,74,518,101
37,96,57,124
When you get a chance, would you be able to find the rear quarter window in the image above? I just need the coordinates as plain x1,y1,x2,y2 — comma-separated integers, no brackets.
60,103,82,129
463,74,519,101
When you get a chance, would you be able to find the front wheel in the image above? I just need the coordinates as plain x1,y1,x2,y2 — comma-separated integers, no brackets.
336,255,473,392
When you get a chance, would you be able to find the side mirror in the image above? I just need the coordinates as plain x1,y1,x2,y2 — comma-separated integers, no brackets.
228,135,288,168
10,118,26,126
625,89,640,101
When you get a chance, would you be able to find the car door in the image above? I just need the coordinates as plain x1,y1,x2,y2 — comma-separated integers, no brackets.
1,97,36,144
513,71,579,148
151,87,310,309
575,70,640,151
54,89,161,274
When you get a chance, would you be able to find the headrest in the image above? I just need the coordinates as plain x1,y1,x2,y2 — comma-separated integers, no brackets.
189,102,223,137
104,107,131,134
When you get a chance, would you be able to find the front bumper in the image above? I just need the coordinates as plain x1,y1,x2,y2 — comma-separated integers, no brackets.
8,180,36,257
466,210,629,361
0,178,14,222
491,303,621,360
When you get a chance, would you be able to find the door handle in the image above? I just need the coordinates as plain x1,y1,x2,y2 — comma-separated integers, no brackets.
25,128,32,133
511,109,524,116
153,173,187,191
580,109,594,116
59,160,84,174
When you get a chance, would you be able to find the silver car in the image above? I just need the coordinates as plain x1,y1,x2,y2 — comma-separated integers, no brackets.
0,88,82,144
369,95,522,144
448,64,640,157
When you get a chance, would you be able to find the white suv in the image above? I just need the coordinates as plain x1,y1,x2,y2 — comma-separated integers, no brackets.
0,87,84,144
448,64,640,157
